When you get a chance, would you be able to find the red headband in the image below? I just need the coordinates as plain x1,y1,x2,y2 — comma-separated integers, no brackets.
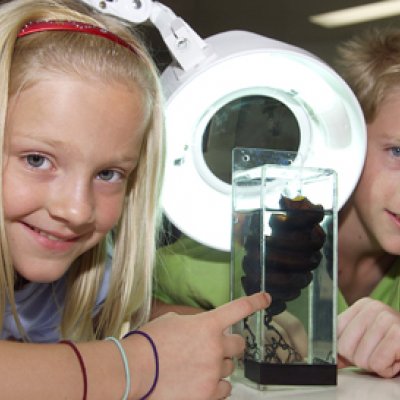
17,20,136,53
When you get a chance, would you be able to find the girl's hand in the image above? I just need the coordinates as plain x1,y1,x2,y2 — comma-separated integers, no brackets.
338,297,400,378
124,292,270,400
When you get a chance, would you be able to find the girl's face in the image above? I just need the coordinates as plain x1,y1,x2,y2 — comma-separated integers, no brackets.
3,75,146,283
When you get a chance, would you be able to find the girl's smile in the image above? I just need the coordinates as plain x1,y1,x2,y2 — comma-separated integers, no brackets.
3,74,146,283
21,221,80,251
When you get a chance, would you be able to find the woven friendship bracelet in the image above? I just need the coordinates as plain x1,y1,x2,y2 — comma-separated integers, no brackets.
59,340,88,400
123,330,159,400
105,337,131,400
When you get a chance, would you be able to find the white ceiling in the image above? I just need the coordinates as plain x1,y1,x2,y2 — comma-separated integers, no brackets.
142,0,400,69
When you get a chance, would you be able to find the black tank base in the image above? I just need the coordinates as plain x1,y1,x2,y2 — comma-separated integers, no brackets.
244,359,337,386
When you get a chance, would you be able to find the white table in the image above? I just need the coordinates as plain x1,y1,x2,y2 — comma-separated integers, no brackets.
231,368,400,399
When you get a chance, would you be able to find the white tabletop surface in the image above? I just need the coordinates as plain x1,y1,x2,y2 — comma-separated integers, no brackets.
231,368,400,399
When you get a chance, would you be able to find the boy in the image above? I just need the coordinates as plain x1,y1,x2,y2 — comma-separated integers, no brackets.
154,27,400,378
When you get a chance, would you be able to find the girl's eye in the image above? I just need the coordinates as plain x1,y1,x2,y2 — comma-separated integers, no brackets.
25,154,51,170
97,169,123,183
390,147,400,157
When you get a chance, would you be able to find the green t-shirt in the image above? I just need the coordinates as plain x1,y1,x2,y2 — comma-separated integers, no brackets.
337,257,400,313
154,235,400,313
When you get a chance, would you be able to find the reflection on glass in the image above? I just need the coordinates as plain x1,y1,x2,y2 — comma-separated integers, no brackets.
202,95,300,184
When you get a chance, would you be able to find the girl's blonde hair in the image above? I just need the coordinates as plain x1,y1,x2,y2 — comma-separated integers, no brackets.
0,0,165,340
336,26,400,123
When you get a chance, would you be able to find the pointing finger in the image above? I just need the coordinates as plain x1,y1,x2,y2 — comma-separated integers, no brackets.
208,292,271,330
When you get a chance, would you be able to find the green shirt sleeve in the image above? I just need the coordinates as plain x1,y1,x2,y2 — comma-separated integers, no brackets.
154,236,400,314
153,235,231,310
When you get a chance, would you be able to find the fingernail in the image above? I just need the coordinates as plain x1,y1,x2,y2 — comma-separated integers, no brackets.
261,291,271,303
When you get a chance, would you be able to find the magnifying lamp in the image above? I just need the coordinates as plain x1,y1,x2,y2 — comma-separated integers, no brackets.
84,0,367,251
161,29,367,251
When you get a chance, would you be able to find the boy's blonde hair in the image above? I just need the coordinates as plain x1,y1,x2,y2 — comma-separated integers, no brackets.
336,26,400,123
0,0,165,340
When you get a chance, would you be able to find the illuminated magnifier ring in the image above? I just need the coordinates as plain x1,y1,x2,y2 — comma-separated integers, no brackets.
161,30,366,251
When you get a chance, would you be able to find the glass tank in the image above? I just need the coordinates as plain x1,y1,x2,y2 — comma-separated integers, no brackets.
231,148,337,388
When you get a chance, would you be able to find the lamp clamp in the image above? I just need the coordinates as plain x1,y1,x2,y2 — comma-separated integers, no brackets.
83,0,210,70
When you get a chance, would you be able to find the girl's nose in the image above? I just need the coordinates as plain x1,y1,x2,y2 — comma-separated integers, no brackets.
46,178,95,228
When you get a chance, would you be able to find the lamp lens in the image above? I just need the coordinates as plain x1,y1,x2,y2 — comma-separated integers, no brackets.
202,95,300,184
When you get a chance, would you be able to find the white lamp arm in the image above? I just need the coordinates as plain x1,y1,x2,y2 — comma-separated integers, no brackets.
82,0,210,71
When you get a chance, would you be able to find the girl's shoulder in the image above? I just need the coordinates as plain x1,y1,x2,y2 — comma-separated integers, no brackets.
3,277,67,342
3,240,114,342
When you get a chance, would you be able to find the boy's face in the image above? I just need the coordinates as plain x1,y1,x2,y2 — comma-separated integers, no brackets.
3,75,146,283
352,89,400,253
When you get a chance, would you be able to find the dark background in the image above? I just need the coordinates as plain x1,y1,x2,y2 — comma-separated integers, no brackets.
140,0,400,70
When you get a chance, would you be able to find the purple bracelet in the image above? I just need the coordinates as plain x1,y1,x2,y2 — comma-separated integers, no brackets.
123,330,159,400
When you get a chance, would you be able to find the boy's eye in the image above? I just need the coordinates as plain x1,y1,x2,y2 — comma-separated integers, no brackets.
390,147,400,157
97,169,123,183
26,154,51,169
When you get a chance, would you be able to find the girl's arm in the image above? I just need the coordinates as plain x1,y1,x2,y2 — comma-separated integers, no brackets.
0,340,123,399
0,292,270,400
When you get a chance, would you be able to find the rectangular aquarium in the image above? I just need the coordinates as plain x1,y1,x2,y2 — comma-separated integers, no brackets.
231,148,337,388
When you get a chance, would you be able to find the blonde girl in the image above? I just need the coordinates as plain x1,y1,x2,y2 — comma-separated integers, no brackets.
0,0,269,399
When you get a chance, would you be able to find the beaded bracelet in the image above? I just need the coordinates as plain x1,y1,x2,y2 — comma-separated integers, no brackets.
59,340,87,400
123,330,159,400
105,337,131,400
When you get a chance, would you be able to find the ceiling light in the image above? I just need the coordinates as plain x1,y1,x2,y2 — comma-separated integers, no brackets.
310,0,400,28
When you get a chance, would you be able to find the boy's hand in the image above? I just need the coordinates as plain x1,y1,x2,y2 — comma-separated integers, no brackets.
264,311,308,362
338,297,400,378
